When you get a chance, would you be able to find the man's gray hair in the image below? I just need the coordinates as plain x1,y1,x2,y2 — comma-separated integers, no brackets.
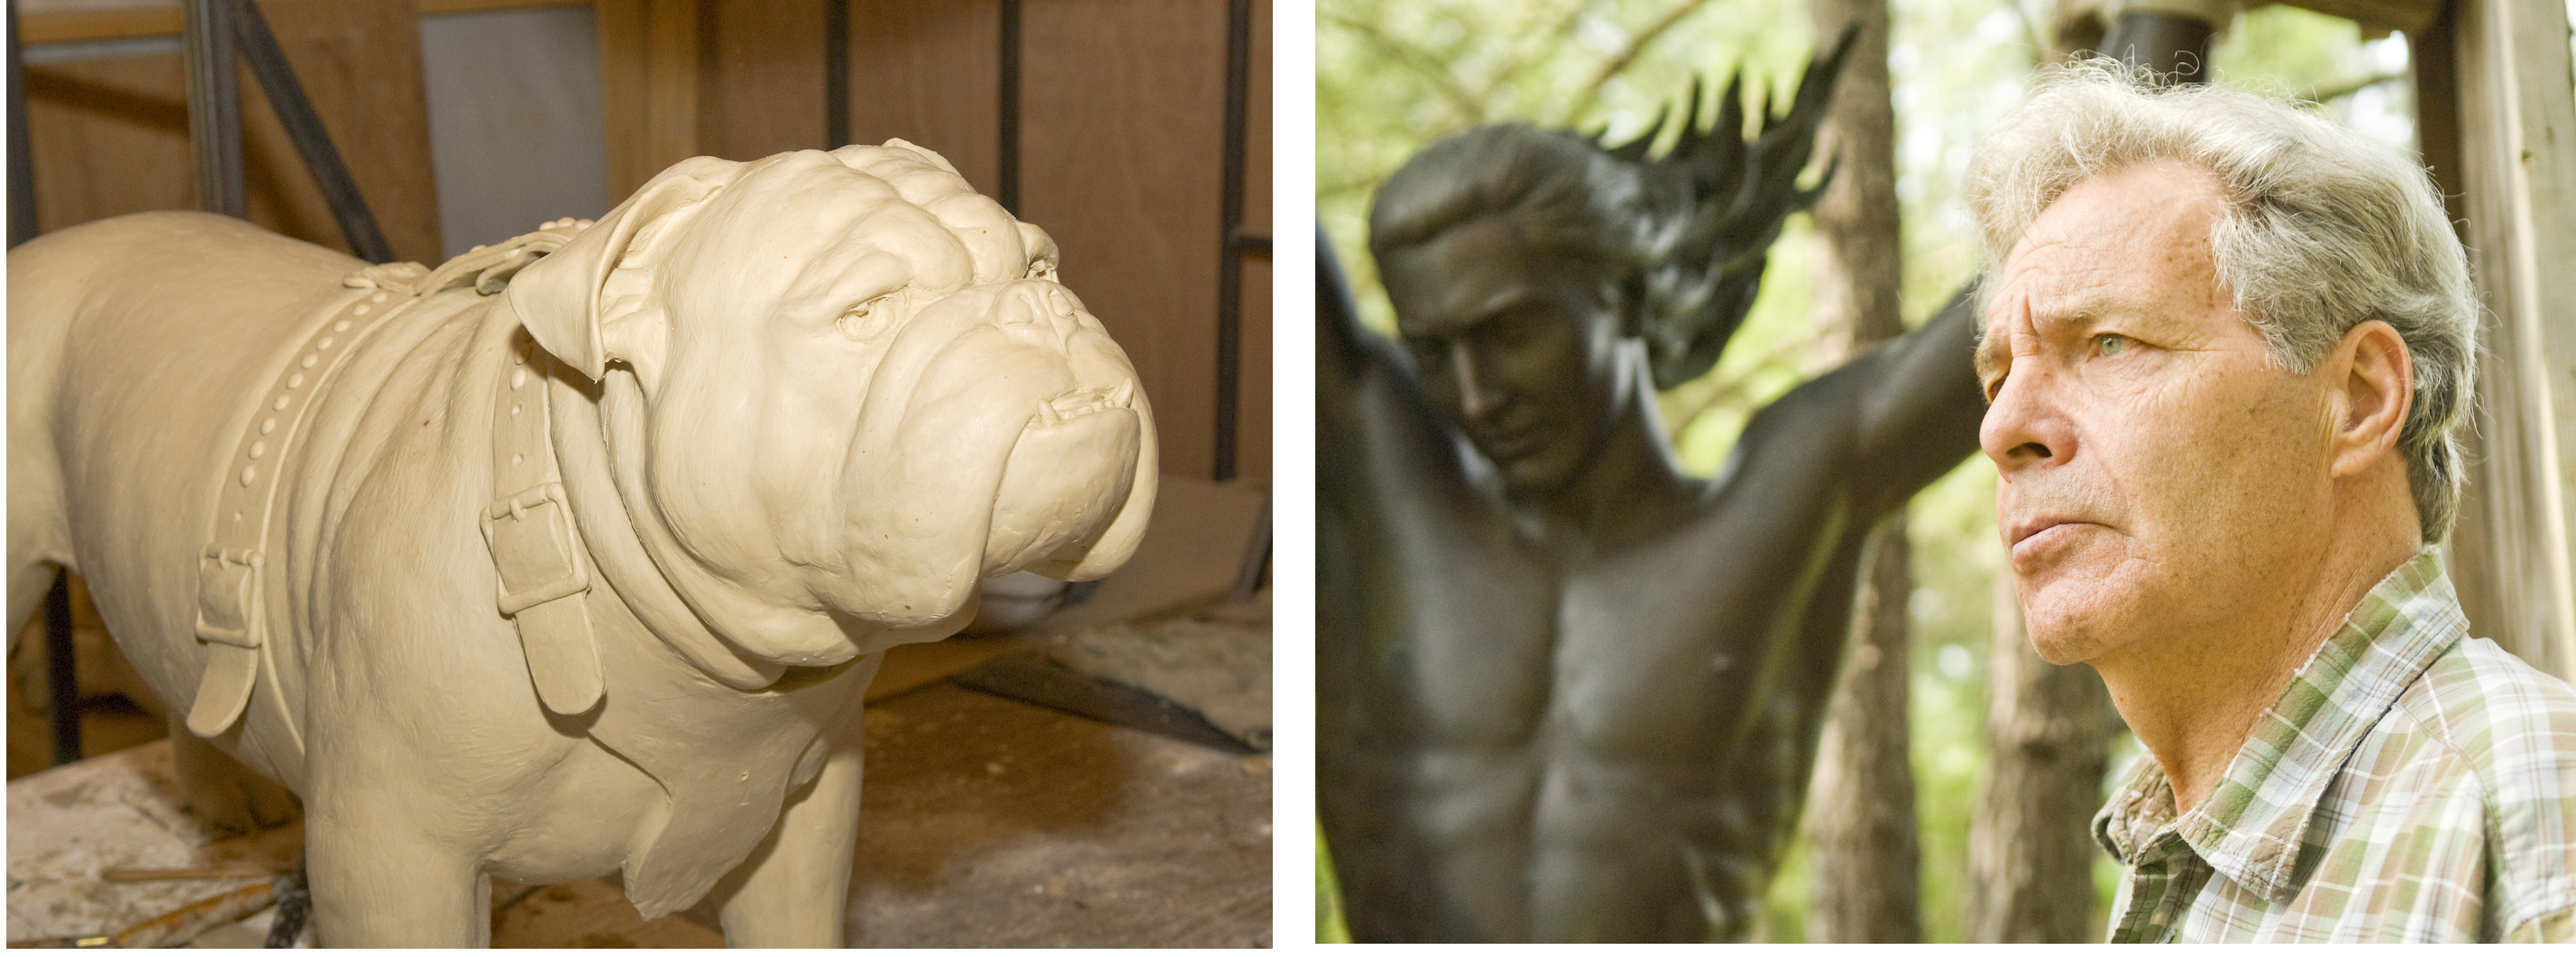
1966,60,2478,543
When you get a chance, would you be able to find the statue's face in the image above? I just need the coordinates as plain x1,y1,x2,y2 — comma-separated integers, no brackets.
1380,216,1636,496
1978,160,2343,670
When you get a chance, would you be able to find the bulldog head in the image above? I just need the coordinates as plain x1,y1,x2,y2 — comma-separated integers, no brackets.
507,142,1156,667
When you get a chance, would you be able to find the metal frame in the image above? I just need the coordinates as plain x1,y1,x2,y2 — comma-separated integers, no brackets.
182,0,391,261
997,0,1020,215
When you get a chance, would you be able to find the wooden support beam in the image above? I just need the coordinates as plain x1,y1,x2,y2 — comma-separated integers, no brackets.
16,0,585,46
2417,0,2576,679
2259,0,2437,34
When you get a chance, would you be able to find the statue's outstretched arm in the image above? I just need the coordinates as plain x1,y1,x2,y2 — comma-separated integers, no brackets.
1843,285,1988,515
1317,232,1470,499
1318,230,1379,441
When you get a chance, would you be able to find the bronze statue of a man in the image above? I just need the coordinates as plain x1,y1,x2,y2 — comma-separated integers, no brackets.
1318,40,1985,942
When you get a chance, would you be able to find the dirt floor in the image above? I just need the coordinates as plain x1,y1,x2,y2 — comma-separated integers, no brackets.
8,679,1272,948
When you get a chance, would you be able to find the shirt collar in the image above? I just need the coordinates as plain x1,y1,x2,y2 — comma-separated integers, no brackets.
2092,548,2469,899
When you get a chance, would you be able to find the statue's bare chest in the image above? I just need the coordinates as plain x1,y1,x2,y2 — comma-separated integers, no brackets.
1384,524,1781,765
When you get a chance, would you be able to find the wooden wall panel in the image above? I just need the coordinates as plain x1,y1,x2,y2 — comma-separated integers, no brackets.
845,0,1000,195
22,51,196,232
593,0,700,199
707,0,825,160
21,0,443,263
1021,0,1227,481
583,0,1257,482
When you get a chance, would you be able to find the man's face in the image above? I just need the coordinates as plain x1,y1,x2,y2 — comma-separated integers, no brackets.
1978,160,2339,666
1380,217,1636,497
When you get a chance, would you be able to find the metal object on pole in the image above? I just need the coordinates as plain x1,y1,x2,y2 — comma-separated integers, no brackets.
182,0,246,217
2099,9,2215,84
227,0,393,263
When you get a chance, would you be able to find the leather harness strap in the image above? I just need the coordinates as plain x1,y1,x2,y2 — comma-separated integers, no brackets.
189,219,600,736
189,282,387,737
482,316,605,715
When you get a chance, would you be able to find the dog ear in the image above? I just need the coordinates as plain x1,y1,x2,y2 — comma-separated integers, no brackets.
507,156,747,380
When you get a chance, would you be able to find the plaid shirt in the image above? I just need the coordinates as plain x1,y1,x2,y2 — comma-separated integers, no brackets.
2093,549,2576,942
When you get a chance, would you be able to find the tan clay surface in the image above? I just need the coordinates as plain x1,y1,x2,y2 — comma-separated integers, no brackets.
6,141,1156,946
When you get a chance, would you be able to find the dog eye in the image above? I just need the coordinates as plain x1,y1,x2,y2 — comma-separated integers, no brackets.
837,292,900,341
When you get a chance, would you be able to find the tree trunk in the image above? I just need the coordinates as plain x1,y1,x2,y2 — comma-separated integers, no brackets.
1966,573,2117,942
1805,517,1921,942
1954,8,2165,942
1802,0,1916,942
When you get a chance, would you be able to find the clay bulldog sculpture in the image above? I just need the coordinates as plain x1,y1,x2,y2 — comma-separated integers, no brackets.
5,141,1157,946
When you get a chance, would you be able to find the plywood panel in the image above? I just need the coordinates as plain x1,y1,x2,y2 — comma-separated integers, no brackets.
845,0,999,195
20,0,444,264
251,0,443,262
1021,0,1226,480
706,0,824,160
22,47,198,232
593,0,700,199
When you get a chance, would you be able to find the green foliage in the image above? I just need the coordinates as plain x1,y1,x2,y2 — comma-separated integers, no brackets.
1319,0,2407,942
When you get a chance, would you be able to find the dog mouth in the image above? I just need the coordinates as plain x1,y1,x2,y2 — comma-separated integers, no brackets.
1033,381,1135,428
982,372,1150,579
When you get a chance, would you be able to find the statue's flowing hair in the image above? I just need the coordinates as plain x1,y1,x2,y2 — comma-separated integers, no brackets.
1368,26,1858,390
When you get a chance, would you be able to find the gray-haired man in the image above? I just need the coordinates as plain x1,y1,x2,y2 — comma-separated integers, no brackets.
1970,65,2576,942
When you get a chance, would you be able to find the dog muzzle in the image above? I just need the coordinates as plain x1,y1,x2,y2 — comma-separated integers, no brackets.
828,278,1158,630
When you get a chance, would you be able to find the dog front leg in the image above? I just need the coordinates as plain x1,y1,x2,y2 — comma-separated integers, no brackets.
712,735,864,947
167,716,300,835
305,792,492,946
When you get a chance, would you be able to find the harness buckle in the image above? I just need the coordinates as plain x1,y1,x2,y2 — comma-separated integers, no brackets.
480,482,591,615
194,545,265,647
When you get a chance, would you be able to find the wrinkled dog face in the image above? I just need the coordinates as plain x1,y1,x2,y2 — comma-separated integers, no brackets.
510,142,1156,666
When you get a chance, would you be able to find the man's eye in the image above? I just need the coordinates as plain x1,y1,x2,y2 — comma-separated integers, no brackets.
2096,334,2128,356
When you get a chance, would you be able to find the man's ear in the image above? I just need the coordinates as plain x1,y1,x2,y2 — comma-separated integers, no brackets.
2328,318,2413,479
506,156,747,381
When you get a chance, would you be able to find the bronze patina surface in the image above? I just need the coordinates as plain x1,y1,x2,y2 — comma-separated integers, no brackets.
1317,34,1986,942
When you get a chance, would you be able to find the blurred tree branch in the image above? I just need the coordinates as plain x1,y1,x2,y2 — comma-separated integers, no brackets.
1320,10,1487,124
1557,0,1724,127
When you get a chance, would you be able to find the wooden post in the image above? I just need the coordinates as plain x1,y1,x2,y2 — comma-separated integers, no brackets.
1967,576,2115,942
2417,0,2576,680
1802,1,1920,943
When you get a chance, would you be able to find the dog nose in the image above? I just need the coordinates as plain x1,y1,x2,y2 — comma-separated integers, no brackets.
990,279,1087,347
995,280,1075,323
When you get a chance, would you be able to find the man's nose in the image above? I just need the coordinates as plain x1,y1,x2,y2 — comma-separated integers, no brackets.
1450,339,1496,420
1979,360,2074,472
